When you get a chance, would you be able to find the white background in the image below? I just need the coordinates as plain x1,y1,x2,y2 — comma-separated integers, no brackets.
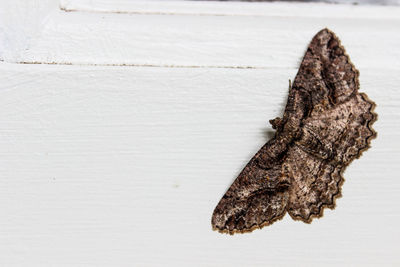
0,1,399,266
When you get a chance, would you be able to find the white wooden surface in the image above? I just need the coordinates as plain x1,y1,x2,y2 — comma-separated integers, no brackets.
0,1,399,266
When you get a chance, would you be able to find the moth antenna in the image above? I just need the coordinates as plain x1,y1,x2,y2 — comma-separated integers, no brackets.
288,79,292,91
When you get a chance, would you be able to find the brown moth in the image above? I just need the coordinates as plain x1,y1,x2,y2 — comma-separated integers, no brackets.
211,28,377,234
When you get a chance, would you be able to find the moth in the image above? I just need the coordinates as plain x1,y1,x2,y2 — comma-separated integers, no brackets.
211,28,377,234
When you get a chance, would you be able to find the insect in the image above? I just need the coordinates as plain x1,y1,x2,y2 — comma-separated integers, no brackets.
211,28,377,234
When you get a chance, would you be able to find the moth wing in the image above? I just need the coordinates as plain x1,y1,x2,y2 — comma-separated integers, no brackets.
286,29,376,221
211,146,290,234
212,28,377,232
211,81,312,234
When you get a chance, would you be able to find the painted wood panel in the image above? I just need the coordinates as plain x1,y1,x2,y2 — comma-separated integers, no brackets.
0,1,399,266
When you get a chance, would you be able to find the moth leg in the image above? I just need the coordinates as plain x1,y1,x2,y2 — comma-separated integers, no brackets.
269,117,283,130
268,81,292,130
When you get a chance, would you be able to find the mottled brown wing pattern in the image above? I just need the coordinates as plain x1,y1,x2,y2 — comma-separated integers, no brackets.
286,92,376,221
211,28,377,234
284,145,343,221
286,29,376,221
211,157,290,234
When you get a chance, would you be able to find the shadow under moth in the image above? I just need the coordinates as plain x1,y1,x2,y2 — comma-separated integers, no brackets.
211,28,377,234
